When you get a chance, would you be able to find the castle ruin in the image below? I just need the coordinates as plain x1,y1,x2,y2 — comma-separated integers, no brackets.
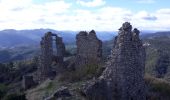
70,30,102,69
37,32,65,82
84,22,146,100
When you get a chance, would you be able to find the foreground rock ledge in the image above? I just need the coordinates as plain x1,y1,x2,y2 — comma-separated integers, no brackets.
84,22,146,100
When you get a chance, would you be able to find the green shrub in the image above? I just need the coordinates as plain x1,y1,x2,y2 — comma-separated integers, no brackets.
3,93,26,100
151,81,170,96
46,82,53,90
0,84,7,99
59,63,103,82
145,75,170,97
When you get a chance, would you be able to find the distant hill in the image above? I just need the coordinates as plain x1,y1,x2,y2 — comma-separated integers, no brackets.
142,31,170,80
0,29,115,48
0,29,76,48
141,31,170,39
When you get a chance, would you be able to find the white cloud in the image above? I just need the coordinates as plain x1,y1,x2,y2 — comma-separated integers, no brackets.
77,0,105,7
131,10,170,31
0,0,170,31
137,0,155,4
0,0,72,30
133,11,157,21
156,8,170,14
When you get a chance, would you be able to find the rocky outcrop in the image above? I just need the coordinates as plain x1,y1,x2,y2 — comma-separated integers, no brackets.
84,22,146,100
71,30,102,69
37,32,66,82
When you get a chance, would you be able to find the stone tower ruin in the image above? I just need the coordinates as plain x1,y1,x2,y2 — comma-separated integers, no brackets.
37,32,65,82
74,30,102,69
84,22,146,100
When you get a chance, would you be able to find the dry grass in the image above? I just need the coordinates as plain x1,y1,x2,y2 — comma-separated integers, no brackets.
145,74,170,97
26,79,61,100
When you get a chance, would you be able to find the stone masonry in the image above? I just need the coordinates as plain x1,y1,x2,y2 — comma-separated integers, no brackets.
84,22,146,100
53,34,66,74
37,32,65,82
54,34,65,64
75,30,102,68
38,32,53,81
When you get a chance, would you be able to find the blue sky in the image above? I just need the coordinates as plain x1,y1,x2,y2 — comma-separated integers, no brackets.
0,0,170,31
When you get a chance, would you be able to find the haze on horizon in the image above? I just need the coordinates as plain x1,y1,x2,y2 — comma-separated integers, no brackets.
0,0,170,31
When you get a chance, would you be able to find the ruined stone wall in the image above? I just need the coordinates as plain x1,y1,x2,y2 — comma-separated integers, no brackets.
84,22,146,100
88,30,102,60
38,32,53,81
37,32,66,82
55,35,65,63
52,34,66,73
75,30,102,68
102,22,146,100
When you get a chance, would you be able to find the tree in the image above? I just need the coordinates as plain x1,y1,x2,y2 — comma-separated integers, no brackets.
155,51,170,78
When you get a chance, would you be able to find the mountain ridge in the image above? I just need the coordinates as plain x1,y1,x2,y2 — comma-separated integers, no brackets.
0,29,115,48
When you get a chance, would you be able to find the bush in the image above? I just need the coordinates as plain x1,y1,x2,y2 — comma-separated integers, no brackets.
145,74,170,97
46,81,53,90
3,93,26,100
59,63,104,82
0,84,7,99
151,80,170,96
